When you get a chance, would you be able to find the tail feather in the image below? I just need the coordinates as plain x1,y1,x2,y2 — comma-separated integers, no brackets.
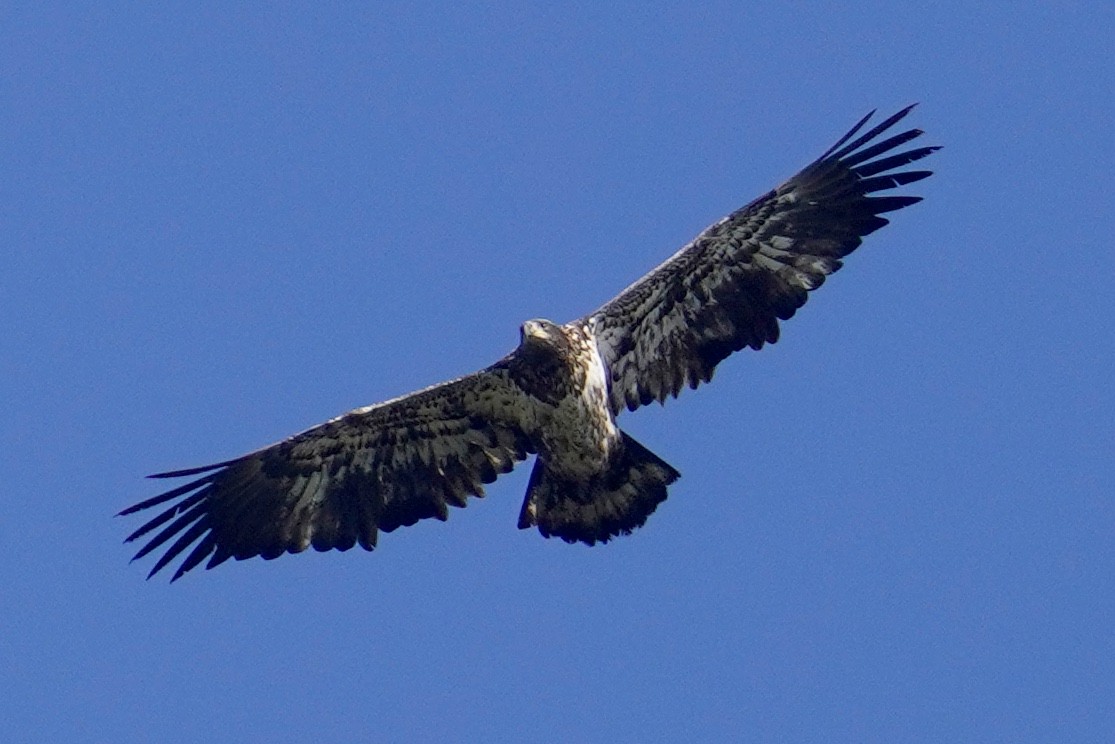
518,432,680,545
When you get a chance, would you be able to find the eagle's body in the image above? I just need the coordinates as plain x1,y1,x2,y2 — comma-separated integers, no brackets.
121,106,939,580
512,320,619,478
507,318,679,543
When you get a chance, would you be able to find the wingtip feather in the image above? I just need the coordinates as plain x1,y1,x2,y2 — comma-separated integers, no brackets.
148,459,237,479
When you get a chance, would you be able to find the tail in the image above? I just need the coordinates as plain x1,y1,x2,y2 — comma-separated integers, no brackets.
518,432,681,545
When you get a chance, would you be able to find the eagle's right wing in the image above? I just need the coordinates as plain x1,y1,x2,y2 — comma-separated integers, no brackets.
119,365,536,581
586,106,938,414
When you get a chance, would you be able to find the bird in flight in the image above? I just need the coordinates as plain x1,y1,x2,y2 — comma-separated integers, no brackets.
121,105,938,581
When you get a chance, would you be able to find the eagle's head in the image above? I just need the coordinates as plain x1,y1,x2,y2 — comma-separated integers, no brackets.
518,318,571,365
512,319,576,403
520,318,561,345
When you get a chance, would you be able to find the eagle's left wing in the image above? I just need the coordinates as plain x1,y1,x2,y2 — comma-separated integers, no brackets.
119,365,535,581
586,105,938,414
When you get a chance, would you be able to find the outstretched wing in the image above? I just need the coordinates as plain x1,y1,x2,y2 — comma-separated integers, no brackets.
587,105,939,414
119,365,536,581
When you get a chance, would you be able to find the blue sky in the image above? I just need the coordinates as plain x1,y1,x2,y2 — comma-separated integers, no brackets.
3,3,1112,742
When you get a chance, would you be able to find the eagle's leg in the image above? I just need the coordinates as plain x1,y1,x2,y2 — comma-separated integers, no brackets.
517,431,680,545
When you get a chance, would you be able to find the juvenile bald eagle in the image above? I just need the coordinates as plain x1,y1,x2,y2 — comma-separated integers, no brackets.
121,105,938,581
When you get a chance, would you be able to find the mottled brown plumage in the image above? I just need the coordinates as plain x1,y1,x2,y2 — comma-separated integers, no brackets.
120,106,938,580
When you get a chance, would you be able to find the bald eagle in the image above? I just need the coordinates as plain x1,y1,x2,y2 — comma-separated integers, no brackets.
121,105,938,581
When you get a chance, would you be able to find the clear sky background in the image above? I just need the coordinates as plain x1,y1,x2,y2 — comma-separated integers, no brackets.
3,3,1113,742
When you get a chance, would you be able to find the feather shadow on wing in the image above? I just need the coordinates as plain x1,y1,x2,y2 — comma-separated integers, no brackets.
120,105,937,580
